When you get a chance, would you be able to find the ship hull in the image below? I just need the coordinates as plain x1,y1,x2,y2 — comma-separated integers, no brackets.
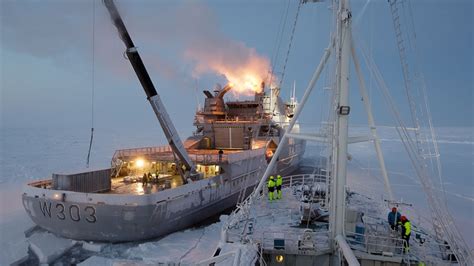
23,184,251,242
22,140,305,242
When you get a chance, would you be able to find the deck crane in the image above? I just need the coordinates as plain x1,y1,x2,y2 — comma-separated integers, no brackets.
103,0,198,183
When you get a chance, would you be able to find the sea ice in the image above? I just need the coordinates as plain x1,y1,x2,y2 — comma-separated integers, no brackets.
27,231,76,264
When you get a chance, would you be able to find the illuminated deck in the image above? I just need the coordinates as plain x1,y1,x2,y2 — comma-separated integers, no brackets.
107,175,184,195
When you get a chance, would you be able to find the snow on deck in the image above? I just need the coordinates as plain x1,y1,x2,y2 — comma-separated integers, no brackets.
227,187,331,255
345,190,455,265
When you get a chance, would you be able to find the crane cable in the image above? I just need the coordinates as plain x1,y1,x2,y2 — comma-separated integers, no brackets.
278,0,303,88
86,0,96,168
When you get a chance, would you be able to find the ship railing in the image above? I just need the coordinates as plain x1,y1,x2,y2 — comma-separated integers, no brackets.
409,240,459,265
346,231,457,264
227,148,266,163
112,146,265,163
111,145,231,164
259,230,332,255
281,174,327,188
110,146,266,177
345,231,405,256
28,179,53,189
112,145,174,160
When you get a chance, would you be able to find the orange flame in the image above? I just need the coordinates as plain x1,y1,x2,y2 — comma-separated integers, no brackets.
185,43,276,96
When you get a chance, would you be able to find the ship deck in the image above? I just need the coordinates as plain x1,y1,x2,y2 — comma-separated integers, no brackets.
226,175,454,265
106,175,185,195
227,186,332,256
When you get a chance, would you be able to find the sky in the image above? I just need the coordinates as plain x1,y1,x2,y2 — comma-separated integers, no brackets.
1,0,473,137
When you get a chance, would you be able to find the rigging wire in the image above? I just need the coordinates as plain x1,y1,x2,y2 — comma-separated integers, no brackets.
86,0,96,168
267,0,292,86
278,0,303,88
355,34,472,264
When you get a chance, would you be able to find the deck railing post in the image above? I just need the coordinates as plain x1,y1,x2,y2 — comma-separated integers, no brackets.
365,233,368,252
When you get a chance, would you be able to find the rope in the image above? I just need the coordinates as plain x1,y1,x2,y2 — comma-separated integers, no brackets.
279,0,303,88
86,0,96,168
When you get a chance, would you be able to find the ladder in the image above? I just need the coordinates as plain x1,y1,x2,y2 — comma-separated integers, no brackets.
111,158,124,178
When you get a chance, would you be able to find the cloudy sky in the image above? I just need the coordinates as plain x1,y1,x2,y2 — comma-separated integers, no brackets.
1,0,472,137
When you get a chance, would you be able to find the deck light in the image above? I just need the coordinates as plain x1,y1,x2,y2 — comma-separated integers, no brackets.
136,159,145,168
338,105,350,115
276,255,284,263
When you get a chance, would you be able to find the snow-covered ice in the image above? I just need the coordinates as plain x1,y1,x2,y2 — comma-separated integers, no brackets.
123,218,223,264
28,232,76,264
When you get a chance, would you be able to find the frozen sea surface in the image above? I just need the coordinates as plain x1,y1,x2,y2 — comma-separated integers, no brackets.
0,126,472,264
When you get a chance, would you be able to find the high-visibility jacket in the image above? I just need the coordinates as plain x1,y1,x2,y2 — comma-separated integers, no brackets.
267,179,276,188
402,220,411,236
276,176,283,186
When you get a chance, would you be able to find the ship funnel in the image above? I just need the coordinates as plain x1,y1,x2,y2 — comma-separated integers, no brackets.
213,83,222,93
203,83,232,115
216,84,233,98
203,90,213,98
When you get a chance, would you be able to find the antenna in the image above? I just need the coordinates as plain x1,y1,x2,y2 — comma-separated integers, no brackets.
194,79,201,111
86,0,96,168
292,80,296,102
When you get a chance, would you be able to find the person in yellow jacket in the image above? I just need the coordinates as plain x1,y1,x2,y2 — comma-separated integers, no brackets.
400,216,411,253
267,176,276,201
276,175,283,199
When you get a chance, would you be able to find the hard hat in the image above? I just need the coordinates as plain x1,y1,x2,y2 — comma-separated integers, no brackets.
277,175,282,178
392,207,397,212
270,176,274,179
401,216,407,222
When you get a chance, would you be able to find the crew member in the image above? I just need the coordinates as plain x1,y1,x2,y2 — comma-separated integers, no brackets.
400,216,411,253
147,172,153,184
267,176,276,201
142,173,148,187
218,149,224,162
276,175,283,199
388,207,401,231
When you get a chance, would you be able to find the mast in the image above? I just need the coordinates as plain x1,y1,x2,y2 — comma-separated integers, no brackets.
103,0,196,179
331,0,352,240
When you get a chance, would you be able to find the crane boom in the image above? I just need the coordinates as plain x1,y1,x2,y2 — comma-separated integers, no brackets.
103,0,196,176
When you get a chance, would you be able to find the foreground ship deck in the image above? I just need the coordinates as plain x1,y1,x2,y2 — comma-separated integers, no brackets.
223,174,458,266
